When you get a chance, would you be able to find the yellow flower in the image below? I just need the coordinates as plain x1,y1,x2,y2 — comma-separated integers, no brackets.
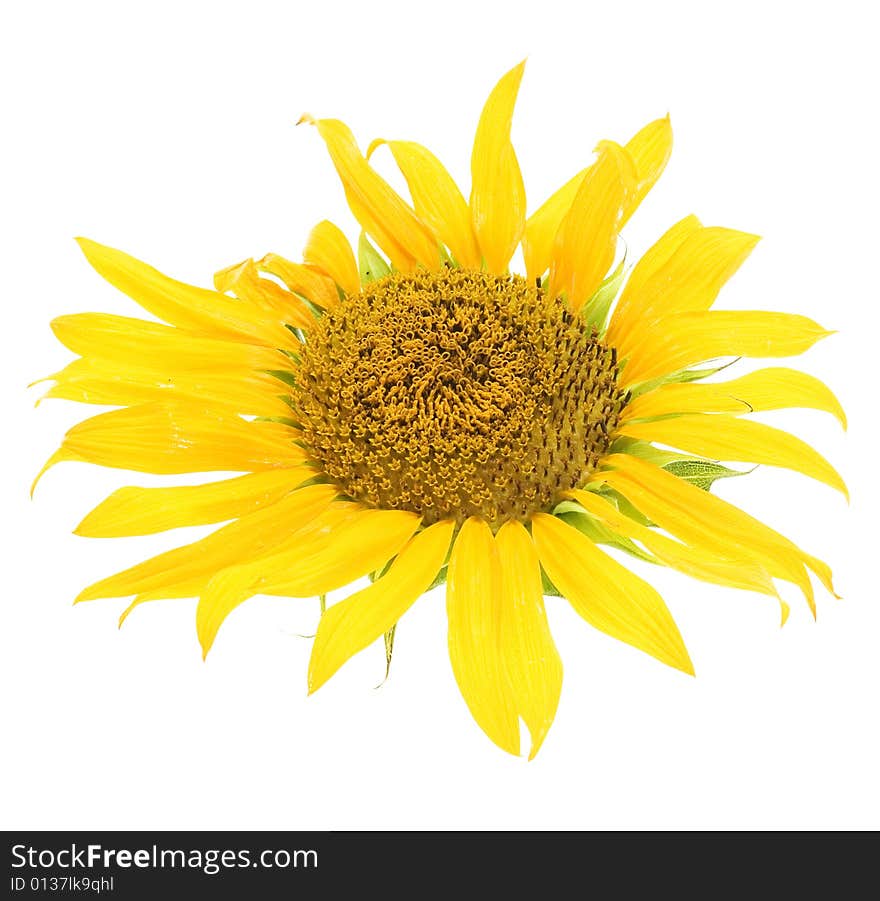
36,62,846,759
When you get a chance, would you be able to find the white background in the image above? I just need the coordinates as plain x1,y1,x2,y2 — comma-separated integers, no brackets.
2,0,877,829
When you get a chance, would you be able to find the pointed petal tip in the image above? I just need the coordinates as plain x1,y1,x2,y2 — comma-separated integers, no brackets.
365,137,386,161
779,600,791,627
297,113,316,126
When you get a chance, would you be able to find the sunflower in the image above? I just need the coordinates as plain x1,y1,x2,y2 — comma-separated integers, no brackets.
36,62,846,758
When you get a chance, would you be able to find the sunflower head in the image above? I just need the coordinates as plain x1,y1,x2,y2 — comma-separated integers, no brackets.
37,62,845,759
296,267,627,526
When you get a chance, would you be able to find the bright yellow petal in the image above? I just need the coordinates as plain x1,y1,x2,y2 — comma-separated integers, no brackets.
370,139,481,269
613,227,761,359
308,519,455,692
531,513,693,674
302,116,439,271
118,502,359,615
214,259,316,329
76,238,296,348
446,517,520,755
50,313,287,373
619,414,848,498
42,401,305,481
75,469,313,537
257,254,340,311
522,168,589,283
522,116,672,283
470,61,527,274
302,220,360,296
622,366,847,429
76,483,339,603
42,355,290,419
566,489,780,602
606,215,702,345
548,141,636,313
590,454,829,610
620,115,673,226
621,310,833,387
197,509,421,657
496,520,562,760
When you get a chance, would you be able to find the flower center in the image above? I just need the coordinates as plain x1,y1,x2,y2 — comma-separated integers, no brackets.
293,269,627,525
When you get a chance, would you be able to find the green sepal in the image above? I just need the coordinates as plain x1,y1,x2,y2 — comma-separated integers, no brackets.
284,324,308,342
626,359,740,399
278,347,302,363
540,566,563,598
382,624,396,683
607,436,689,467
253,415,302,429
265,369,298,388
662,459,751,491
582,255,627,334
358,233,391,283
557,509,658,564
426,563,448,592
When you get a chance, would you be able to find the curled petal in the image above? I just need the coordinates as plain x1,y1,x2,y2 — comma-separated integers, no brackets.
302,116,439,271
303,220,360,296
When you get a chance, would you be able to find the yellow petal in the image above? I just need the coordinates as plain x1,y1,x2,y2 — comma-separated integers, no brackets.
43,401,305,479
620,115,674,226
75,469,312,537
591,455,826,611
257,254,340,310
613,227,761,359
621,366,847,429
76,483,339,603
302,220,360,296
531,513,693,674
447,517,520,755
302,116,439,271
50,313,287,373
214,259,316,329
42,355,290,418
496,520,562,760
308,519,455,692
548,141,636,313
197,509,421,657
76,238,296,348
522,116,671,283
371,140,481,269
619,414,848,499
470,61,527,274
621,310,833,387
119,502,359,615
566,489,779,600
522,167,589,283
606,215,702,345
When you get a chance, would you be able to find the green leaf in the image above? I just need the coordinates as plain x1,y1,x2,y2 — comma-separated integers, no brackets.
582,254,627,334
663,459,751,491
358,232,390,283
